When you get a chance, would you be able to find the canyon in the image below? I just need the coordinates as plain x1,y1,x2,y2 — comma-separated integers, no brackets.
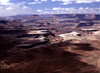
0,14,100,73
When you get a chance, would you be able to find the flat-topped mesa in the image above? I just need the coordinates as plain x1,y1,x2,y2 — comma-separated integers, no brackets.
58,31,81,41
79,28,99,35
59,31,81,37
15,29,55,40
27,30,55,37
28,30,50,34
80,28,99,32
17,40,49,49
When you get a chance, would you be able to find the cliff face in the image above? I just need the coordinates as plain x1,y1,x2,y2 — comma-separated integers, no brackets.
85,14,95,19
1,41,100,73
77,23,94,27
0,14,100,73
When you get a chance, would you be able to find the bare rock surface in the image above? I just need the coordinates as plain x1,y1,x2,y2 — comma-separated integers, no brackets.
0,14,100,73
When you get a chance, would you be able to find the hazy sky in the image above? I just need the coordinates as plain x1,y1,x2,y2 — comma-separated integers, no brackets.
0,0,100,16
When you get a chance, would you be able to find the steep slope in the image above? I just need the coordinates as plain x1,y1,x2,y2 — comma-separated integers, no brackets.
1,41,100,73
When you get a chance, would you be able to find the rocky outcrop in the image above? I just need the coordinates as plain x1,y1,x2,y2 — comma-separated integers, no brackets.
1,41,100,73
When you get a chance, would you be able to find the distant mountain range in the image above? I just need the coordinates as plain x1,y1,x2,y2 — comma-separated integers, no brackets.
0,14,100,21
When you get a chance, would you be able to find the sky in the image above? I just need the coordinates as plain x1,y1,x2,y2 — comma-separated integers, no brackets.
0,0,100,16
